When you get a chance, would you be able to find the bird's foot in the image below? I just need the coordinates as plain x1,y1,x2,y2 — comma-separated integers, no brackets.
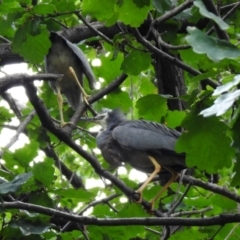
134,191,143,203
60,121,72,128
82,95,90,106
148,199,155,212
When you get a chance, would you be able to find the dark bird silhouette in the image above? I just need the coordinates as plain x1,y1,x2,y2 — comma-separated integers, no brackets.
45,32,96,126
92,109,186,209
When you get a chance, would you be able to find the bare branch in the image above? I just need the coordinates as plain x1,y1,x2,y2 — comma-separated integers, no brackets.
132,28,219,89
202,0,229,40
182,175,240,203
0,73,63,94
0,110,35,154
75,12,113,45
172,206,213,217
3,201,240,226
154,0,193,27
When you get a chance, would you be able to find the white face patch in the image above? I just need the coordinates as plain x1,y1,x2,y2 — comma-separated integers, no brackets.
95,113,109,129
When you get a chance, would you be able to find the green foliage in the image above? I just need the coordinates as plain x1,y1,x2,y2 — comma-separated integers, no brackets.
186,27,240,62
1,0,240,239
0,172,32,194
176,113,234,173
194,1,229,30
121,50,151,75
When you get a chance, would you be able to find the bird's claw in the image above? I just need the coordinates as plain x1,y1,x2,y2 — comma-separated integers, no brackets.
60,121,72,128
134,191,143,203
148,200,155,212
82,95,90,106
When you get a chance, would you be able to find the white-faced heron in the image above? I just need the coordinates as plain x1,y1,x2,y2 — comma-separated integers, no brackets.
45,32,96,126
89,109,186,209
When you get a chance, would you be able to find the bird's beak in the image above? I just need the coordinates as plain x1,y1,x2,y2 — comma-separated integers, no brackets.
80,116,101,122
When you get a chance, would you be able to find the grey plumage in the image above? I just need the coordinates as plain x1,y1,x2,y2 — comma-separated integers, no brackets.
45,32,95,110
95,109,186,172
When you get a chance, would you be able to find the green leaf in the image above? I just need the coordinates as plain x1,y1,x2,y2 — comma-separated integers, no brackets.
169,228,208,240
82,0,115,23
32,160,55,187
176,113,234,173
10,220,51,235
60,230,84,240
200,90,240,117
136,94,168,121
186,27,240,62
99,90,132,112
95,49,123,83
11,21,32,53
21,29,51,64
153,0,171,13
210,194,237,211
13,141,39,168
32,3,56,15
133,0,150,8
0,106,14,124
50,0,76,12
51,189,94,200
115,0,152,27
121,50,151,75
165,110,186,128
0,172,32,194
118,203,147,217
194,1,229,30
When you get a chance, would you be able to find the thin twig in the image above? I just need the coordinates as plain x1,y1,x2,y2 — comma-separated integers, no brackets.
61,193,121,232
225,223,240,240
145,227,161,235
154,0,193,27
167,183,192,216
0,110,36,156
75,12,112,45
171,206,213,217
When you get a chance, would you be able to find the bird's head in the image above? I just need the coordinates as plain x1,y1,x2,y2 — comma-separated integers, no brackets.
86,109,126,130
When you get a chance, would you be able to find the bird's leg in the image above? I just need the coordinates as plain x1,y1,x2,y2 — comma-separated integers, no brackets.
68,66,90,105
56,85,67,127
149,167,179,210
135,156,161,203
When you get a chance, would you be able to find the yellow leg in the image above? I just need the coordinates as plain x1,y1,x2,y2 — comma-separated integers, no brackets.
135,156,161,203
56,86,67,127
149,167,179,210
68,67,90,106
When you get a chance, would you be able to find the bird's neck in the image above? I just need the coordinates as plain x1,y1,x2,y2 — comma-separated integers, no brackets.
106,119,125,131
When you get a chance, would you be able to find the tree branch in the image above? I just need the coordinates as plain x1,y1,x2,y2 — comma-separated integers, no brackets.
153,0,194,27
202,0,229,40
132,28,219,89
0,73,62,94
23,82,165,216
182,175,240,203
2,201,240,226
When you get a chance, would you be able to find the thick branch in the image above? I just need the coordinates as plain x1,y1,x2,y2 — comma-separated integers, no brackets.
2,201,240,226
0,73,62,94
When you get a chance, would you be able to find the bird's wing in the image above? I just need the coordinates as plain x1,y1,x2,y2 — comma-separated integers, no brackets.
112,120,181,153
66,40,96,89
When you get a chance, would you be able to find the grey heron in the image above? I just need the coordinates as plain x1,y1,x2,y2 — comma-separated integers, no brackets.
91,109,186,209
45,32,96,126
